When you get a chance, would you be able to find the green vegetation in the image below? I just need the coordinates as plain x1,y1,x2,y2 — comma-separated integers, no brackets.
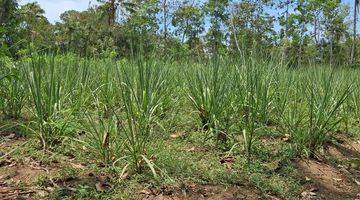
0,0,359,66
0,57,26,119
25,56,64,149
1,54,359,199
0,0,359,199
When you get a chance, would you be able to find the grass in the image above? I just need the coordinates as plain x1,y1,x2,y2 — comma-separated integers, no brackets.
185,58,234,144
80,101,121,166
115,58,170,174
0,57,26,119
24,56,66,149
300,68,353,157
0,54,359,199
234,59,277,163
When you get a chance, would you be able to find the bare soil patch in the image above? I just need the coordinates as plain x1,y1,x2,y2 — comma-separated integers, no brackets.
296,159,359,199
296,137,360,200
0,162,50,199
139,184,261,200
325,134,360,161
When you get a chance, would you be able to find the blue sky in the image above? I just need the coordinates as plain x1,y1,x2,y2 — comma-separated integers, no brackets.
19,0,98,23
19,0,359,32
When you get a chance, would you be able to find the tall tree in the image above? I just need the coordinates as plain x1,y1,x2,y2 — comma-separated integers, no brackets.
162,0,168,39
351,0,359,64
18,2,54,53
56,7,116,56
321,0,348,65
97,0,136,26
172,2,204,47
0,0,19,56
229,0,274,56
109,0,116,25
278,0,296,63
204,0,230,54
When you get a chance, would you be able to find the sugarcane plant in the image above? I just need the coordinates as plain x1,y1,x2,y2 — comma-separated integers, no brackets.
0,58,26,119
303,69,353,157
235,59,275,163
79,59,122,166
25,56,67,149
80,98,123,166
185,59,234,144
116,58,170,174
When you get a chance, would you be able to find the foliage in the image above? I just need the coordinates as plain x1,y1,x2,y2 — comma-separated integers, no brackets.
299,69,353,156
234,59,276,162
0,57,26,119
25,56,68,149
116,58,170,173
0,0,357,63
185,58,234,144
280,67,354,157
172,2,205,53
0,0,360,197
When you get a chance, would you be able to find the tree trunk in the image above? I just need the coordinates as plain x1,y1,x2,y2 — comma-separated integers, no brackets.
330,36,333,66
351,0,358,64
108,0,116,26
182,18,189,43
230,11,241,56
163,0,168,40
314,15,318,44
283,2,290,62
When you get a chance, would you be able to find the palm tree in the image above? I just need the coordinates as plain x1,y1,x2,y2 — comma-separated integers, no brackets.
108,0,115,25
103,0,137,26
97,0,136,26
351,0,359,64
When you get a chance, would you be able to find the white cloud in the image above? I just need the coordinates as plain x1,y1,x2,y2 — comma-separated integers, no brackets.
18,0,98,23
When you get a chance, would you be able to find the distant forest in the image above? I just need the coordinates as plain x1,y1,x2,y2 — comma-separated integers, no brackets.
1,0,359,66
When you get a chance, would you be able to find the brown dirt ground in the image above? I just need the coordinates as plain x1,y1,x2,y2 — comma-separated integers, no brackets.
296,135,360,200
139,184,263,200
1,131,359,200
0,164,48,199
0,131,58,199
296,159,359,200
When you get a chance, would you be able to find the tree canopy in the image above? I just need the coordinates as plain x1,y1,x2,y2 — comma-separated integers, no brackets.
0,0,359,66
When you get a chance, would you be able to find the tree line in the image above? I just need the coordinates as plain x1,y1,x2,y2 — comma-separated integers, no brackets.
0,0,359,66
